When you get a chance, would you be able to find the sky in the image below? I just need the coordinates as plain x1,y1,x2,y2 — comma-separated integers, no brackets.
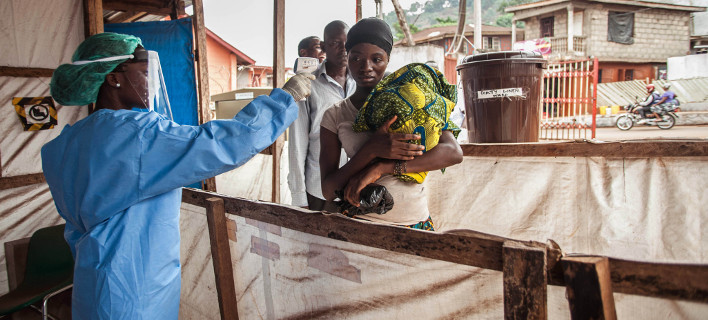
200,0,424,67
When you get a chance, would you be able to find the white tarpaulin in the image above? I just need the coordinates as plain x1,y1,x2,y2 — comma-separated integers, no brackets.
0,0,83,69
213,152,708,264
182,155,708,319
426,156,708,264
0,0,85,295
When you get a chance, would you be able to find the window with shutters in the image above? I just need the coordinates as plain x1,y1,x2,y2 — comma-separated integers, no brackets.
541,17,554,37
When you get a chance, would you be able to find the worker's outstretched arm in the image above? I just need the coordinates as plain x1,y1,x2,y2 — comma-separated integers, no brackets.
138,89,297,199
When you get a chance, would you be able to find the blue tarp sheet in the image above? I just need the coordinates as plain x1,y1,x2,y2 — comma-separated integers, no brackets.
106,18,198,126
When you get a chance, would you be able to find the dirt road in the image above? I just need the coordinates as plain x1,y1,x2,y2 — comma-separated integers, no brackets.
594,125,708,141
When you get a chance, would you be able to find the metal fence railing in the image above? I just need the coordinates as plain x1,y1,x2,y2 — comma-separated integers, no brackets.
541,57,598,140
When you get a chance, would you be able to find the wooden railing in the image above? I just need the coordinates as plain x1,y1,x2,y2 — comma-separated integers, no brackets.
183,138,708,320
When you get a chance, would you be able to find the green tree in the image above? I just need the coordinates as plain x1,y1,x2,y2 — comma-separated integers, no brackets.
393,23,420,42
495,13,513,27
494,13,526,28
432,16,457,27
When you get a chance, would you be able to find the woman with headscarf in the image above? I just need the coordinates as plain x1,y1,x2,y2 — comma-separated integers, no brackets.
42,32,313,319
319,18,463,231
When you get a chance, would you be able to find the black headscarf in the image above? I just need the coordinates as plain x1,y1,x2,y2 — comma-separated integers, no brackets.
345,17,393,56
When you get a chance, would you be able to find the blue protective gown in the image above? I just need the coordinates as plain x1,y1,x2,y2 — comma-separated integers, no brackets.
41,89,297,319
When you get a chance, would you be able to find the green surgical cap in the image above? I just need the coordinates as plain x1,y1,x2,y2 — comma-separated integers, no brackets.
50,32,142,106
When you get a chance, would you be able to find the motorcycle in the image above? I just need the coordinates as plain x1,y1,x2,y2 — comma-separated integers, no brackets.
615,100,680,131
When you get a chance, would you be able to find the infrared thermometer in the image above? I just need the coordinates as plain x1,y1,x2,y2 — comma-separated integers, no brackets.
294,57,319,74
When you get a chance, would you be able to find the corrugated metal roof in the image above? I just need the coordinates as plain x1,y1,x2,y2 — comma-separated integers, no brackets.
394,24,523,46
597,78,708,106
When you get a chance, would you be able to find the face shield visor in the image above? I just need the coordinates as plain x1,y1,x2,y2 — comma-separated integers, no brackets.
116,47,173,121
146,50,173,121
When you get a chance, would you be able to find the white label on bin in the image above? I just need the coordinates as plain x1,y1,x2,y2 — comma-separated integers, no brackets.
235,92,254,100
477,88,523,99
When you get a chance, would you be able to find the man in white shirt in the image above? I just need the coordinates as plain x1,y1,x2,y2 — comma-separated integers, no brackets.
288,20,355,210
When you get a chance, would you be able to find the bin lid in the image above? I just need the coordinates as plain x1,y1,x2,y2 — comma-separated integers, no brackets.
456,51,546,70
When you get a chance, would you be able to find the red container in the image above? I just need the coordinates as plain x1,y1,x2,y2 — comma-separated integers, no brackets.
456,51,547,143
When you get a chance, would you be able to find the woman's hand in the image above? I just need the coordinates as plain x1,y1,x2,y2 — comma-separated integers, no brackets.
363,116,425,160
342,161,388,207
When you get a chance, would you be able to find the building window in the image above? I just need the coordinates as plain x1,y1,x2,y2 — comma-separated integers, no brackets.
541,17,554,37
482,36,501,51
624,69,634,81
608,11,634,44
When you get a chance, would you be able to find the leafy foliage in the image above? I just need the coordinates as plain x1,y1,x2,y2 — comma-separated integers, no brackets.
382,0,536,34
393,23,421,42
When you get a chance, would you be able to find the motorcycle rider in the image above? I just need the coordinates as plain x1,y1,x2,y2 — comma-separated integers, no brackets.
655,83,679,108
635,84,660,124
648,83,679,121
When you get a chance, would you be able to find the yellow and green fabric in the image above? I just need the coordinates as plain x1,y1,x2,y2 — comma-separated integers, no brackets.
353,63,460,183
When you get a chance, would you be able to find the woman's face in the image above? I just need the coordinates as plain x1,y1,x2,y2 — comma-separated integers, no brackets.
347,43,389,88
116,61,149,108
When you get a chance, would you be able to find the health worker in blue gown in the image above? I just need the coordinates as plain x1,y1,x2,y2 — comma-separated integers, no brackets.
41,32,314,319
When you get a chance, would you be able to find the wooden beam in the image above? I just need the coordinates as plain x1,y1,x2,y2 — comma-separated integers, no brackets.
460,140,708,158
105,11,145,24
562,256,617,320
271,0,286,204
102,0,173,16
271,135,284,203
503,241,547,320
170,0,186,20
273,0,285,89
83,0,104,37
608,257,708,302
205,198,240,320
0,173,46,191
0,66,54,78
191,0,217,192
181,188,708,303
183,188,563,272
356,0,362,21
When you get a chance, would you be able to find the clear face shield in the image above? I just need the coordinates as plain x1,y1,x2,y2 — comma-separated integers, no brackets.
146,51,173,121
122,47,173,120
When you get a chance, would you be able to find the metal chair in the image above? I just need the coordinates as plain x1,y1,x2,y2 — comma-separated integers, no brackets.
0,224,74,320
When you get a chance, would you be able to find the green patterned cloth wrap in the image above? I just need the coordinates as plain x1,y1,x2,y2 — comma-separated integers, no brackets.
353,63,460,183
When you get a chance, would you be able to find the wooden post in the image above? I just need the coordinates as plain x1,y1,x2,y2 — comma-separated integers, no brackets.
356,0,363,21
503,241,547,320
271,0,285,203
206,198,239,320
83,0,103,37
562,256,617,320
191,0,217,192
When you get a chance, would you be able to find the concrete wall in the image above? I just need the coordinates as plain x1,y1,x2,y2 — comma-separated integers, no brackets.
667,54,708,79
586,5,691,62
388,44,446,75
206,36,237,95
525,17,541,39
690,0,708,36
520,4,693,62
523,11,568,39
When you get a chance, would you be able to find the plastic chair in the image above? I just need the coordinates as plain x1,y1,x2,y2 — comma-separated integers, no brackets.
0,224,74,320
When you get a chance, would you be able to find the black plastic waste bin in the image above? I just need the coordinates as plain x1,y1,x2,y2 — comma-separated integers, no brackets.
456,51,547,143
